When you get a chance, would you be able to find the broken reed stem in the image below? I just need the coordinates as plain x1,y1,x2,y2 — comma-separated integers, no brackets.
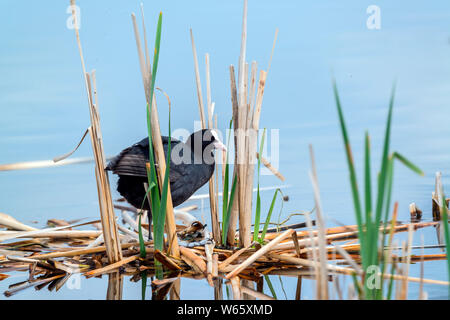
256,152,285,181
31,241,153,260
84,255,139,278
218,241,257,272
131,12,180,258
226,229,294,279
70,0,121,264
241,286,276,300
180,247,207,274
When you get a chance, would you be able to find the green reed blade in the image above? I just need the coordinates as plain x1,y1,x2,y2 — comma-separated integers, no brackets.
141,271,147,300
392,152,424,176
373,84,396,258
154,89,172,253
145,12,163,228
441,195,450,297
253,129,266,242
364,131,373,263
221,119,233,245
138,213,146,258
264,275,278,300
260,189,282,242
332,79,366,267
223,175,238,245
386,260,396,300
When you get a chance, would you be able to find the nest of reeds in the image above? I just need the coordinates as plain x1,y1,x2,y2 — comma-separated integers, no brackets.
0,203,448,300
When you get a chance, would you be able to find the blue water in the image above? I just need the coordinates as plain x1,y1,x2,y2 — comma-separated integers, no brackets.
1,0,450,299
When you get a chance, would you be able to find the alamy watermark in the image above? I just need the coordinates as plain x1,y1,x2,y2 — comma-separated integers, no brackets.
366,5,381,30
66,4,81,30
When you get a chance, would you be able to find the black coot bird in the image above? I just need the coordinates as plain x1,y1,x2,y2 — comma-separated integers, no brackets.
106,129,226,231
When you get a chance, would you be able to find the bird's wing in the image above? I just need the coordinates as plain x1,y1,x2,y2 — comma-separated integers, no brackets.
106,136,181,178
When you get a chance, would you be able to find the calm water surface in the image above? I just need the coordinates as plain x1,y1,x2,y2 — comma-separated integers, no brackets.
1,1,450,299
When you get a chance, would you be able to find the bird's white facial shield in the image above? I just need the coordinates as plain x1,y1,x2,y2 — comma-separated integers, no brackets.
211,130,227,152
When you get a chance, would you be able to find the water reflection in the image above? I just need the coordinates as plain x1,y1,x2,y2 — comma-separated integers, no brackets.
106,271,123,300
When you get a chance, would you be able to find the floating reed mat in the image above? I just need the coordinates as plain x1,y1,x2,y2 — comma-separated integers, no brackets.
0,210,448,298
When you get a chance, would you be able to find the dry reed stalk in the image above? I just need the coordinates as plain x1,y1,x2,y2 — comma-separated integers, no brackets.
121,210,149,238
275,220,439,252
180,247,207,274
268,252,449,286
227,66,240,246
70,0,122,264
238,70,268,247
212,253,219,278
309,145,329,300
256,152,285,181
0,213,38,232
154,250,182,270
419,235,425,300
177,205,198,212
235,0,252,248
334,245,363,275
433,172,443,221
205,241,215,286
0,229,102,241
5,256,40,263
396,242,407,300
0,274,10,281
106,271,123,300
189,29,206,128
169,278,181,300
31,241,153,260
241,286,275,300
84,255,139,278
264,224,360,240
291,232,302,258
225,229,294,279
0,157,100,172
246,62,257,140
131,13,180,258
229,276,242,300
409,254,448,262
206,55,220,243
218,241,257,272
4,273,65,297
189,31,220,243
400,224,414,299
303,211,320,296
116,225,139,241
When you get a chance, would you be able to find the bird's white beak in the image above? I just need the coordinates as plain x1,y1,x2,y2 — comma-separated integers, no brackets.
213,140,227,152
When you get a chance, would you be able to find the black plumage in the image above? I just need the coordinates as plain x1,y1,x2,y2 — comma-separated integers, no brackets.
106,129,224,214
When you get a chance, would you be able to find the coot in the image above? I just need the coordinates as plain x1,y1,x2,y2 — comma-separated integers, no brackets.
106,129,226,228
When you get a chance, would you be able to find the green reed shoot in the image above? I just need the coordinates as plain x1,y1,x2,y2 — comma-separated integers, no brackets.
252,128,283,244
222,120,238,245
440,195,450,298
134,12,172,271
253,128,266,242
333,79,423,299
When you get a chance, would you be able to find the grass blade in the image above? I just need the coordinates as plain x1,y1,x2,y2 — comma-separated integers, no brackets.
260,189,282,242
253,129,266,242
392,152,424,176
332,79,366,269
